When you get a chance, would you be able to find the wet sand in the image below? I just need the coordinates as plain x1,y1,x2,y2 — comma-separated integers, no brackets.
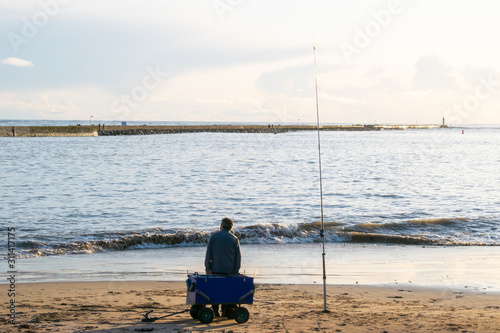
2,281,499,332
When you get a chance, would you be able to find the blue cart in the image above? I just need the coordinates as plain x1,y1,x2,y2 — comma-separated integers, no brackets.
186,273,254,324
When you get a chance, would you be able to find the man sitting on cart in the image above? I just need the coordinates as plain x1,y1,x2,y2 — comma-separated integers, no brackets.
205,217,242,316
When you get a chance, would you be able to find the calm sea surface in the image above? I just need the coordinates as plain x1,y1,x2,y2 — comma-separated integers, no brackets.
1,122,499,263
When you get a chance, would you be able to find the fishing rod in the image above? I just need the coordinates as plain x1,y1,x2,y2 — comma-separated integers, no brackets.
313,41,329,313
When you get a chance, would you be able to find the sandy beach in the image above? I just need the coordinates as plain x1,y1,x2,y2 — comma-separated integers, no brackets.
2,281,499,333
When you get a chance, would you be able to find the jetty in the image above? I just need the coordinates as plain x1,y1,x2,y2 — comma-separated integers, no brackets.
0,124,445,137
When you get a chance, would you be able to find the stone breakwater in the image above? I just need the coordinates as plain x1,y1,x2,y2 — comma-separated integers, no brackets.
0,124,444,137
0,126,98,137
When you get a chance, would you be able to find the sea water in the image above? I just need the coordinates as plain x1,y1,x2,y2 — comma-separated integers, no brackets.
0,121,499,288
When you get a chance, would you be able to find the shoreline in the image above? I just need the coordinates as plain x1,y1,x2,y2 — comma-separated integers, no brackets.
2,280,499,332
0,123,444,137
6,244,500,293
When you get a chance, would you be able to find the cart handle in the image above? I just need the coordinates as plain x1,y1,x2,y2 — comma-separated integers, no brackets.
239,289,254,302
196,289,211,301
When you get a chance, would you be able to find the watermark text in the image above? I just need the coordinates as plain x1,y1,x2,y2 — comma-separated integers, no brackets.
110,65,168,118
7,227,17,325
7,0,71,53
339,0,403,64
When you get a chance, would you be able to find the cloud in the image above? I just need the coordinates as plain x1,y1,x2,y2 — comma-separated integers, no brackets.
197,97,233,104
1,57,34,67
461,65,499,87
318,92,366,105
412,55,456,91
257,64,313,94
364,66,386,78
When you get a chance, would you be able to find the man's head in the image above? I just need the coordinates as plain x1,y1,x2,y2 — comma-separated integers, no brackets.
221,217,234,230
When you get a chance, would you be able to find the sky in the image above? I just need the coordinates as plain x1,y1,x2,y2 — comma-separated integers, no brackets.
0,0,499,124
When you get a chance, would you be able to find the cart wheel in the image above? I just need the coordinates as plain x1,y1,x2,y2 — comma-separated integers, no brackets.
190,305,204,319
223,304,238,319
234,307,249,323
198,307,214,324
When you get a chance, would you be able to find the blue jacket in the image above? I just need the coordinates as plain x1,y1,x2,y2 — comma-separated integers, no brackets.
205,229,241,275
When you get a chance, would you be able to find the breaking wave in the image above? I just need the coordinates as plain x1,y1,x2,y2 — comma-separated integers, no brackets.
5,218,499,258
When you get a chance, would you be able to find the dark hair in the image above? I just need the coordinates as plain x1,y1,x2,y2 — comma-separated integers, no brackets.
221,217,234,230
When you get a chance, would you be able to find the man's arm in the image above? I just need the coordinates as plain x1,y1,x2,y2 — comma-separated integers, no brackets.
205,236,213,274
233,239,241,274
